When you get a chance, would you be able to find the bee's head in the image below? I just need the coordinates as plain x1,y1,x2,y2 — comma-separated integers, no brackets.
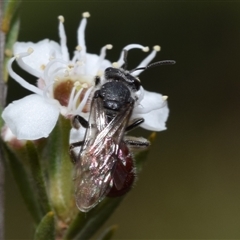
104,67,141,92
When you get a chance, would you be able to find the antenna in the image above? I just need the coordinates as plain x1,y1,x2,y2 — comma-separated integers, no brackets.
130,60,176,73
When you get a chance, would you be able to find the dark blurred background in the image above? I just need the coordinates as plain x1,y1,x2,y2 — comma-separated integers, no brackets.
4,1,240,239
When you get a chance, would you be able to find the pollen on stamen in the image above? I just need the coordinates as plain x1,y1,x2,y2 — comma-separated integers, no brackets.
40,64,46,70
74,81,81,87
82,12,90,18
76,45,82,51
153,45,161,52
112,62,119,68
106,44,113,50
162,95,168,101
58,15,64,23
27,48,34,54
142,46,149,52
68,64,74,69
74,82,83,91
82,83,88,88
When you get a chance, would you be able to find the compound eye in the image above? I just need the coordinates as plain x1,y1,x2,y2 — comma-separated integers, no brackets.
126,74,141,91
105,67,122,81
104,67,114,78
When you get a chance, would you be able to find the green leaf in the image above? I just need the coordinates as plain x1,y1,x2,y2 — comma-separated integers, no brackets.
34,211,55,240
3,16,20,82
64,197,123,240
25,141,51,214
0,107,4,129
2,0,21,82
1,141,42,223
1,0,21,33
97,225,118,240
44,116,74,219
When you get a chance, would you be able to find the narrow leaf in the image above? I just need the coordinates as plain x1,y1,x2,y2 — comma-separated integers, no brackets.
75,197,123,240
64,197,123,240
1,0,21,33
34,211,55,240
44,116,74,219
97,225,118,240
3,16,20,82
0,107,4,129
1,142,42,223
25,141,51,214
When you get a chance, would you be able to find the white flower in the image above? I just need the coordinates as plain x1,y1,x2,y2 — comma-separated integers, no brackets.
2,12,169,141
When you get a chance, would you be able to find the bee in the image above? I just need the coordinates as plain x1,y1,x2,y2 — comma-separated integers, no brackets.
70,50,175,212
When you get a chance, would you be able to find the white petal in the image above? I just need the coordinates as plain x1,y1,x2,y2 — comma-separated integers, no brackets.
69,127,86,160
134,89,164,114
2,94,60,140
134,104,169,131
69,127,86,144
1,125,18,142
84,53,111,75
133,89,169,131
14,40,62,77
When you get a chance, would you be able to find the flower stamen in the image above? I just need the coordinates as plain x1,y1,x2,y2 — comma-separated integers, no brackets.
67,86,77,112
76,86,93,113
115,44,149,67
99,44,113,62
8,55,43,95
77,12,90,60
58,15,70,62
162,95,168,101
72,88,84,111
132,45,161,76
43,58,68,84
72,46,82,63
15,48,40,78
91,44,113,74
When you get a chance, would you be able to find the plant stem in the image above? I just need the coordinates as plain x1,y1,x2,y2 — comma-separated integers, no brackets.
0,1,7,239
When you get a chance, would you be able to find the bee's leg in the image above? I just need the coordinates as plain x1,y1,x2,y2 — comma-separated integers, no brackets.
70,141,84,148
72,115,89,129
69,141,84,164
125,118,144,132
124,136,150,150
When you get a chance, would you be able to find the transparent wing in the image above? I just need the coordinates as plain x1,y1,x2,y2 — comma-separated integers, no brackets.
74,95,134,212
